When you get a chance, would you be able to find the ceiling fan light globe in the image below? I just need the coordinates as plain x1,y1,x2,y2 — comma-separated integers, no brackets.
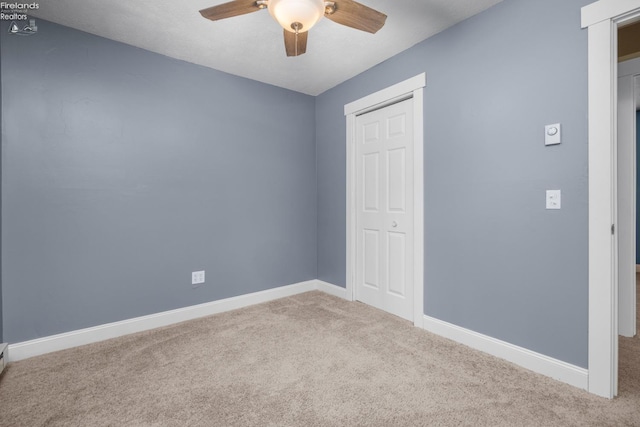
268,0,325,33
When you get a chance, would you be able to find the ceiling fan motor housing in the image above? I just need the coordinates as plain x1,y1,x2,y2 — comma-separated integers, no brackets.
199,0,387,57
268,0,325,33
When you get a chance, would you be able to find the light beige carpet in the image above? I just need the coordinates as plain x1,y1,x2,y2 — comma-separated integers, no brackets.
1,290,639,426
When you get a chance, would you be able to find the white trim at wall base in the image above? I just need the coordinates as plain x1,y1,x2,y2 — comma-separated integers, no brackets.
324,278,588,392
9,278,589,393
316,280,349,299
8,280,327,362
422,315,589,391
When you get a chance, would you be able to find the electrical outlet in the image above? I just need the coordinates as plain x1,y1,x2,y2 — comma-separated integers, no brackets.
191,270,205,285
546,190,561,210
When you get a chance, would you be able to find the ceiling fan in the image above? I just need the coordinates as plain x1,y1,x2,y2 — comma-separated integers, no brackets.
199,0,387,57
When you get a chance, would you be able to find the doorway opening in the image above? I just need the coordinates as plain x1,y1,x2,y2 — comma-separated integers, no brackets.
617,18,640,399
617,27,640,340
583,0,640,398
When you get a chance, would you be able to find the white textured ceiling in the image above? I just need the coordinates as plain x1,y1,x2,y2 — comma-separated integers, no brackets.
31,0,504,95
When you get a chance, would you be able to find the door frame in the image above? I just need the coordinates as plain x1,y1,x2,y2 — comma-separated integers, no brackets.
582,0,640,398
344,73,426,327
617,59,640,338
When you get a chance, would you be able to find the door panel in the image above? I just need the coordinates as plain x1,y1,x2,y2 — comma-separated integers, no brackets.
388,148,406,212
387,113,406,138
617,73,638,337
387,231,406,296
364,122,380,143
363,153,380,212
363,229,380,289
355,98,414,321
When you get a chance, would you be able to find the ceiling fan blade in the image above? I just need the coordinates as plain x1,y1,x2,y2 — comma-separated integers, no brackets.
284,30,308,57
325,0,386,34
200,0,262,21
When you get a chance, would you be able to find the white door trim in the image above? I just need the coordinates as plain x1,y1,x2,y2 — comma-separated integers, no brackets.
345,73,425,327
582,0,640,399
582,0,640,26
617,70,638,338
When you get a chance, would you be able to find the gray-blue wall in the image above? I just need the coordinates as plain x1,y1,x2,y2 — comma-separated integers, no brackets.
316,0,590,368
1,20,317,343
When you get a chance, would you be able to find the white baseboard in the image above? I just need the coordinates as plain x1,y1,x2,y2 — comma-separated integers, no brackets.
7,279,590,394
316,280,348,299
316,282,588,391
8,280,320,362
422,315,589,391
316,281,588,391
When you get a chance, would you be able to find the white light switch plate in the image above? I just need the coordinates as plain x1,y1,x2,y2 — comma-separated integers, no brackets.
545,123,561,146
546,190,561,209
191,270,205,285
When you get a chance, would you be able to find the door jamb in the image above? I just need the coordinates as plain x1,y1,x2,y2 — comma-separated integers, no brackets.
344,73,426,328
582,0,640,399
617,62,639,338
